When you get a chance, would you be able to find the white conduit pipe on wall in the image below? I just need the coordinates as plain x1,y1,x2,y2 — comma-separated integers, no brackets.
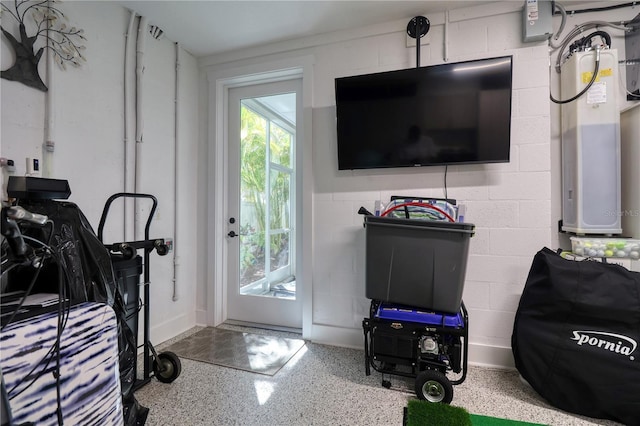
444,10,449,62
134,16,148,241
43,4,55,179
172,42,180,302
124,11,137,242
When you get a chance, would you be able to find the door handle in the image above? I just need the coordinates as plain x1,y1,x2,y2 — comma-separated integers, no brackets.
228,230,238,238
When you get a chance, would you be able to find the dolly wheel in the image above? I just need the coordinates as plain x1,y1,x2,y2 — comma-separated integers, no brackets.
415,370,453,404
153,351,182,383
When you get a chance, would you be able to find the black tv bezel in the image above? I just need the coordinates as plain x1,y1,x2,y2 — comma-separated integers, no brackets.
335,55,514,171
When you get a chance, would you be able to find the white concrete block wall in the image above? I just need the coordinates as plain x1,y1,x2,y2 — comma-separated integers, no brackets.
2,0,635,370
1,2,200,346
299,5,555,366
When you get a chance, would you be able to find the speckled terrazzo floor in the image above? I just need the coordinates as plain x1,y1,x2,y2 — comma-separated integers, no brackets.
134,325,623,426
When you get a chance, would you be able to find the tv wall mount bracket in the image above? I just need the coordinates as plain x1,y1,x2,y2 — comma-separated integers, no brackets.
407,16,430,68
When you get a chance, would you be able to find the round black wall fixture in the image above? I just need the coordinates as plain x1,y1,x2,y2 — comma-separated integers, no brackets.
407,16,430,39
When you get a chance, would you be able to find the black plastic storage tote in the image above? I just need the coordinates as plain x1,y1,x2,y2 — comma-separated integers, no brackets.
512,247,640,426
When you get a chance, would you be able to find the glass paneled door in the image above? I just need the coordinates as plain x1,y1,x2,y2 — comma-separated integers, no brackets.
226,79,302,329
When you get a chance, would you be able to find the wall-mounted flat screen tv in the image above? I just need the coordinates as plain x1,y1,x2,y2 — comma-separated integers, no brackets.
335,55,513,170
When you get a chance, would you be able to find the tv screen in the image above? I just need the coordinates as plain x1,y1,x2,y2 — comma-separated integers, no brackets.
335,56,513,170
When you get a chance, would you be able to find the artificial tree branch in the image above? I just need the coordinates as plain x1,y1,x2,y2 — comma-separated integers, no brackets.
0,3,21,23
1,0,86,91
19,0,50,23
0,26,19,48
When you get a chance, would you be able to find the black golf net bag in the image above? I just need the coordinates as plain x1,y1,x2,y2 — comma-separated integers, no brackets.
512,247,640,426
3,199,148,425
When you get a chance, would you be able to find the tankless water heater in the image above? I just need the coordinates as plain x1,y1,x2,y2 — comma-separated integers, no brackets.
561,48,622,235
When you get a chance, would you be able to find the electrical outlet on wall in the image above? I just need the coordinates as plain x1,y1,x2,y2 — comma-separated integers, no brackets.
406,32,431,48
26,158,40,177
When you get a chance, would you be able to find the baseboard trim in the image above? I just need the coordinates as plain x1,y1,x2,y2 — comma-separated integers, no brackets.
310,323,363,350
147,313,193,346
468,343,515,370
196,309,208,326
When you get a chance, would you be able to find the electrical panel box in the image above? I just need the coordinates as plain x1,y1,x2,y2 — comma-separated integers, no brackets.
522,0,553,43
561,49,622,235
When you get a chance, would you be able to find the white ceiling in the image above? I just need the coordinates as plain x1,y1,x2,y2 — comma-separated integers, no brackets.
115,1,614,58
115,0,499,57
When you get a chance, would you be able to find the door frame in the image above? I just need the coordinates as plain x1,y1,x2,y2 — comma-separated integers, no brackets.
206,56,314,338
227,80,301,328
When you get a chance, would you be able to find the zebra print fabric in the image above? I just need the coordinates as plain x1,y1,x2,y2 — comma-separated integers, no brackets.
1,302,124,425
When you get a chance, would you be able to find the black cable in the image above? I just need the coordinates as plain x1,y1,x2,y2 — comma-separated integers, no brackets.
583,31,611,50
0,252,46,331
551,50,600,104
50,229,73,426
6,269,66,397
2,216,73,424
7,249,71,399
54,260,66,425
6,227,72,404
0,261,23,277
44,218,64,425
0,220,55,327
553,1,637,15
7,287,70,403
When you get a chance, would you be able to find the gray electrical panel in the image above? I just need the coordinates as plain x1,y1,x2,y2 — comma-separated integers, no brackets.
522,0,553,43
625,13,640,100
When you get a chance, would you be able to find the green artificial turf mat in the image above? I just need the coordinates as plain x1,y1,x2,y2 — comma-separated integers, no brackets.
469,414,545,426
405,400,472,426
404,400,547,426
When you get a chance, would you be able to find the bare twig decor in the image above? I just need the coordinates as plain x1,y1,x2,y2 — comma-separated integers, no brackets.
1,0,86,92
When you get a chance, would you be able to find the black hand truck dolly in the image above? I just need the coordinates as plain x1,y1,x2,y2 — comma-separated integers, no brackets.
98,192,181,390
362,299,468,404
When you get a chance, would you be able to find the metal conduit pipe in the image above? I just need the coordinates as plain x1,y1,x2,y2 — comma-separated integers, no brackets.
173,42,180,302
43,3,55,178
134,16,148,240
124,10,137,242
444,11,449,62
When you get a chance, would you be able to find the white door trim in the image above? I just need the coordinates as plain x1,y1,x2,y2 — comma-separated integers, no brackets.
227,79,301,328
206,55,314,338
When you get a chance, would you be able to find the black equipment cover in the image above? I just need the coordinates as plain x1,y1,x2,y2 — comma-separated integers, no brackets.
4,199,148,425
512,248,640,425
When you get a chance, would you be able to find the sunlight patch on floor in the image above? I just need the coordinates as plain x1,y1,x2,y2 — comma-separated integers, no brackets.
253,379,276,406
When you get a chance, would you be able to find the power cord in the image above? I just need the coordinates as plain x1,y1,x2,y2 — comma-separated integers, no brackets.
54,260,68,426
1,221,55,331
6,255,71,426
551,47,601,104
2,219,70,426
0,254,46,331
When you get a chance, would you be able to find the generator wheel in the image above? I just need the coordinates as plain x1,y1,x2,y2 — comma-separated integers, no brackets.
153,351,182,383
415,370,453,403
